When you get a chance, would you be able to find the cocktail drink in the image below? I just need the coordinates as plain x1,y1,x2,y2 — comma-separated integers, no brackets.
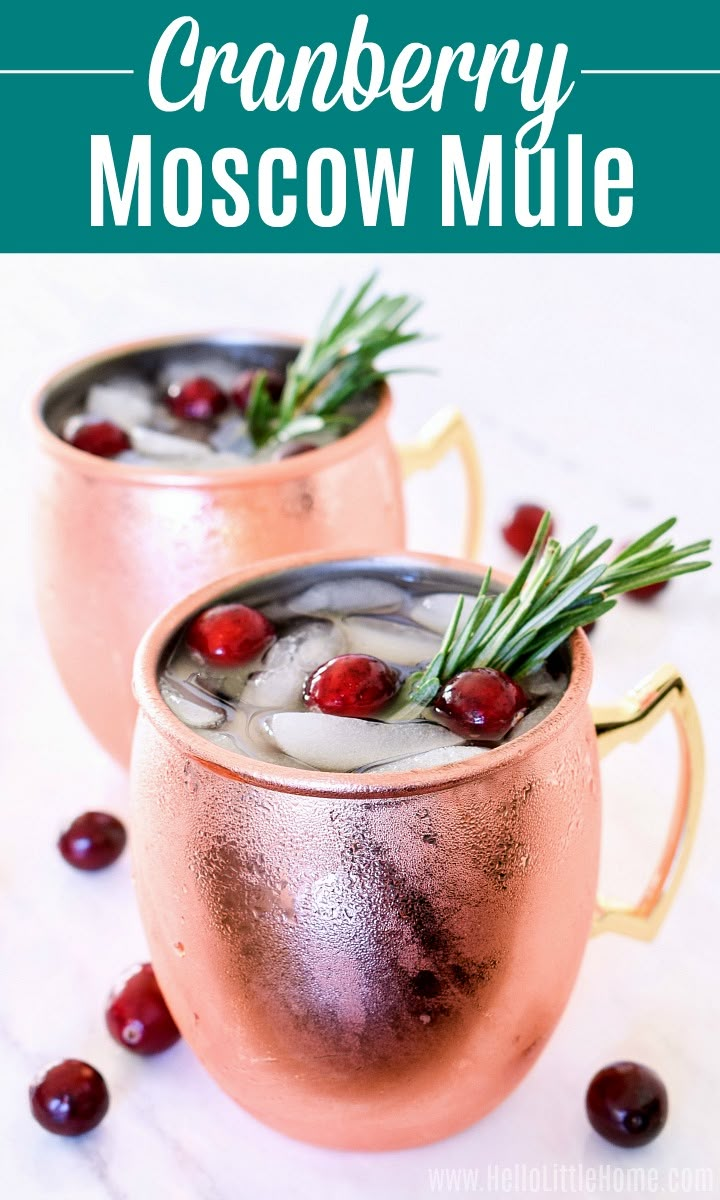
160,572,567,773
32,281,481,763
55,349,377,468
130,522,707,1149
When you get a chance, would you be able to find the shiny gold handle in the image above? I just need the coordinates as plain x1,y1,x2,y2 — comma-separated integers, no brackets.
592,665,704,940
398,407,482,559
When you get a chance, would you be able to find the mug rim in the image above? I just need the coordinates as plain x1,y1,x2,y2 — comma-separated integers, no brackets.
30,329,392,490
132,548,594,800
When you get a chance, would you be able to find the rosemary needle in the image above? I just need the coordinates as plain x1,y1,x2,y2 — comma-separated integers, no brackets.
246,275,423,447
409,514,711,706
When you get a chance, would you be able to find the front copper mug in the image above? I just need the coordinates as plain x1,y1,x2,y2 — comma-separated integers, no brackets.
129,552,702,1150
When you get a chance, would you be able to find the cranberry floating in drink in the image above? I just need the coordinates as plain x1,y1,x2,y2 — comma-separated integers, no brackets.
70,420,131,459
304,654,401,717
232,368,285,412
165,376,228,422
186,603,275,666
433,668,528,741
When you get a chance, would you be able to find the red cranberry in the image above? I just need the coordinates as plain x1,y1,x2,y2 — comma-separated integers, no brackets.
586,1062,668,1148
106,963,180,1056
58,812,126,871
502,504,554,556
274,441,317,460
186,603,275,666
165,376,227,421
69,421,131,459
433,668,528,742
627,580,668,602
304,654,400,718
232,369,285,412
29,1060,109,1136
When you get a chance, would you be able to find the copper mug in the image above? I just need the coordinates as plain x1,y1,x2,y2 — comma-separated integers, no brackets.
32,334,481,764
130,551,703,1151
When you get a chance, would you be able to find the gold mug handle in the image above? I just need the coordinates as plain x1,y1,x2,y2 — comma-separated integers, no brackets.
397,407,482,559
591,665,704,940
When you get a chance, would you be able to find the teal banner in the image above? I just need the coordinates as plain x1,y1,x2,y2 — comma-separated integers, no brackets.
2,0,719,250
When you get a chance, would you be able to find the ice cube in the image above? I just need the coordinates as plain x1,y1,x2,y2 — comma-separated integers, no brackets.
210,414,252,456
343,616,439,665
509,689,565,740
260,712,462,772
521,666,568,700
189,668,247,703
409,593,472,635
365,744,487,773
264,619,346,671
201,728,251,754
160,675,229,729
243,620,346,710
242,668,301,710
130,426,215,461
86,379,154,431
288,579,405,616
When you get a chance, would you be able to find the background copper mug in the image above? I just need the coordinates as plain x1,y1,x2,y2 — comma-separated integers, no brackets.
32,334,482,764
130,552,703,1151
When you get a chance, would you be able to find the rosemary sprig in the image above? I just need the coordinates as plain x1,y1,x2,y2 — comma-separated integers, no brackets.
408,515,712,706
246,275,422,446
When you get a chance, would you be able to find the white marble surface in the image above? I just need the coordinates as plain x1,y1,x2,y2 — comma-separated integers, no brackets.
1,255,718,1199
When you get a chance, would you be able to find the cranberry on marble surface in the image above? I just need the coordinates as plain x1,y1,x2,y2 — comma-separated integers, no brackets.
29,1060,109,1136
586,1061,668,1148
58,811,126,871
106,963,180,1056
502,504,554,555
